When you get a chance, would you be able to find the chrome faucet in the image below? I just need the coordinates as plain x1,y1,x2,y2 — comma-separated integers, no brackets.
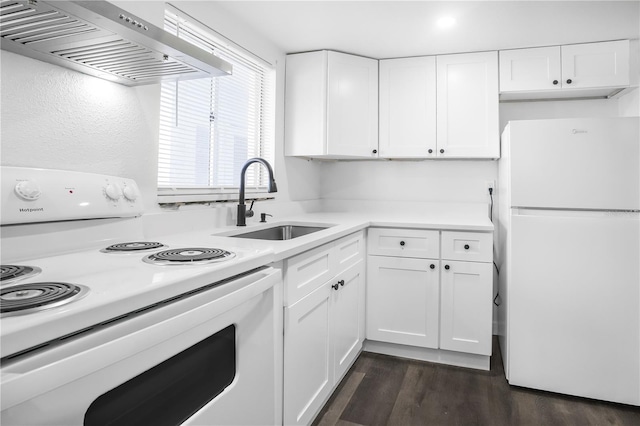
237,158,277,226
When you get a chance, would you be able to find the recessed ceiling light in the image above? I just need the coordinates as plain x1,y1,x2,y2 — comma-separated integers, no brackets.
437,16,456,29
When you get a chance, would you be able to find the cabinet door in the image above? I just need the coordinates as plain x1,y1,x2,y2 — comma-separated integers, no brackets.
284,284,332,426
331,260,365,382
436,51,499,158
561,40,630,89
379,56,436,158
366,256,440,348
499,46,561,92
440,261,492,355
284,51,328,156
327,51,379,158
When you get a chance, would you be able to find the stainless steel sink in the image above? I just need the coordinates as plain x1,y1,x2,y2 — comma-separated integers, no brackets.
229,225,330,241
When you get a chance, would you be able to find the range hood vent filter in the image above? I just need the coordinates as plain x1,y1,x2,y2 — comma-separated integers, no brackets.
0,0,233,86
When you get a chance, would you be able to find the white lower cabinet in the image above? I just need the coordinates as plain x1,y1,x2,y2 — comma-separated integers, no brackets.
439,260,493,355
367,256,440,348
366,228,494,368
330,260,366,382
284,283,332,426
283,232,365,426
282,227,493,424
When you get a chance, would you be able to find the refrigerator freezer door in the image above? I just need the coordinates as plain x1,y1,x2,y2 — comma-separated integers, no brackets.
508,117,639,211
508,209,639,405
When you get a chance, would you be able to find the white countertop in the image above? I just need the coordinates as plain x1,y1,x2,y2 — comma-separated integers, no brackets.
0,206,493,357
203,210,494,262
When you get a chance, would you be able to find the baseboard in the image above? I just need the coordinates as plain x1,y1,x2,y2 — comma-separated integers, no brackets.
363,340,490,371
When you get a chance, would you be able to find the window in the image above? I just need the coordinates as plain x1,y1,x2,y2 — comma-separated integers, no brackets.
157,7,275,204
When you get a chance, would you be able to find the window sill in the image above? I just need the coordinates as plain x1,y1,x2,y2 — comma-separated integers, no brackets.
157,187,274,205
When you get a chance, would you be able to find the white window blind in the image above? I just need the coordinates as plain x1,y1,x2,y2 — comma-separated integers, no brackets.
157,8,275,204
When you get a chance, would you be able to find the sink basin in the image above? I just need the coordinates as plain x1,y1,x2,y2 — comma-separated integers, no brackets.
229,224,330,241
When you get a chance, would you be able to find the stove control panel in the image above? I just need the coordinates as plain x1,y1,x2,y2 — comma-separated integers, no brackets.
1,167,144,225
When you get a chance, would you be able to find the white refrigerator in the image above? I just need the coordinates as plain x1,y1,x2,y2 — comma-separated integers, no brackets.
498,117,640,406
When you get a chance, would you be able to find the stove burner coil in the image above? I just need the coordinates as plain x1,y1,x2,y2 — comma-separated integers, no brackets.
102,242,166,252
1,265,42,284
143,248,235,265
0,282,89,316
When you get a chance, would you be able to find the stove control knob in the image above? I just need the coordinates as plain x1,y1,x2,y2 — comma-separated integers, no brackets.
104,183,122,201
15,180,42,201
122,185,138,202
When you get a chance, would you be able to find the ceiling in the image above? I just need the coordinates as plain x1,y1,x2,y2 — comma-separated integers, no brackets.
206,1,640,58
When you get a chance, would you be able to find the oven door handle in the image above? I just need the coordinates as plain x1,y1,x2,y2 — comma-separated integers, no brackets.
1,267,281,411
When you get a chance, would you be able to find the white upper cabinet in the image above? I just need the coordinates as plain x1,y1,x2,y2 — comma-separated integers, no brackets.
379,56,437,158
500,40,632,100
499,46,562,92
561,41,630,89
284,50,378,158
436,51,500,159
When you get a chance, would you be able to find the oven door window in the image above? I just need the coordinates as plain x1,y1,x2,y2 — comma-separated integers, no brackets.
84,324,236,426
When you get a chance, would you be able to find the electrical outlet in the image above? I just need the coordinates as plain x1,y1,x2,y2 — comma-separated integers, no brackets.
486,180,495,193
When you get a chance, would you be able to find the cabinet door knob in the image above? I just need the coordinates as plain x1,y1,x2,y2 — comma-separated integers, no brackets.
430,264,435,269
372,149,377,154
464,244,470,250
428,149,433,154
552,80,559,85
444,264,450,270
566,79,572,84
339,280,345,286
331,283,339,290
399,241,405,246
440,149,445,154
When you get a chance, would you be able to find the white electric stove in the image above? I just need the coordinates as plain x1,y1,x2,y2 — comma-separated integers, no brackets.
0,167,282,426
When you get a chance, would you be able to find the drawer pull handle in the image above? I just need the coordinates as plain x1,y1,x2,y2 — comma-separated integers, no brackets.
553,80,559,85
444,265,450,270
338,280,345,287
566,79,572,84
464,244,470,250
399,241,405,246
430,264,435,269
331,283,339,290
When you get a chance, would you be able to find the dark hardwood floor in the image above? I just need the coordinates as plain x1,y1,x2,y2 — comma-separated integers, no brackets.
312,339,640,426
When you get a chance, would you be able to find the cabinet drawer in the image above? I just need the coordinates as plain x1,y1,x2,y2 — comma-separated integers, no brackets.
368,228,439,259
285,243,335,305
335,231,365,271
441,231,492,262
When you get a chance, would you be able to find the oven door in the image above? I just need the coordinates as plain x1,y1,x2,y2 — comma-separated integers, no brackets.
1,267,283,426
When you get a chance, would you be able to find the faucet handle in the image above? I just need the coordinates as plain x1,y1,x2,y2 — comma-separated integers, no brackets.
260,213,273,223
245,199,255,218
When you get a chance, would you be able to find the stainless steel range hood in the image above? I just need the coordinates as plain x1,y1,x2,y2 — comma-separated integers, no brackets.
0,0,233,86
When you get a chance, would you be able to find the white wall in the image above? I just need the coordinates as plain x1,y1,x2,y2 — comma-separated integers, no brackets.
619,88,640,117
0,1,323,232
319,160,496,205
1,50,162,210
